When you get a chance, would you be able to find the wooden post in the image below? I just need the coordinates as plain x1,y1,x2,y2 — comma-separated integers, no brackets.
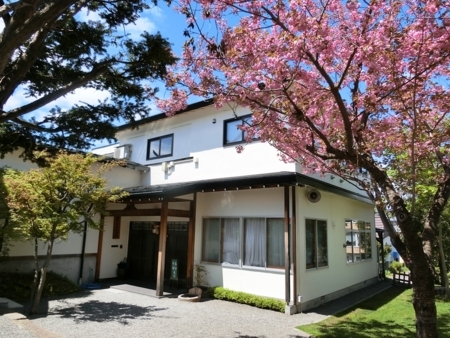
156,201,169,296
284,186,291,304
186,193,197,288
95,215,105,281
291,186,297,305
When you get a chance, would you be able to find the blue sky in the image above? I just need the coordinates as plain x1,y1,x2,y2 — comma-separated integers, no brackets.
2,2,189,147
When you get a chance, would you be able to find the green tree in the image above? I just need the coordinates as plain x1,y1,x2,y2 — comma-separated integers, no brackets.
0,168,11,259
0,0,176,158
3,152,127,314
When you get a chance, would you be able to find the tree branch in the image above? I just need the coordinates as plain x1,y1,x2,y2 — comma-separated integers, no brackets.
0,0,32,17
0,64,110,122
0,0,76,75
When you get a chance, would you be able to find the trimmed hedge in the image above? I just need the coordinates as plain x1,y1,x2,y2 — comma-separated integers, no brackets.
207,286,285,313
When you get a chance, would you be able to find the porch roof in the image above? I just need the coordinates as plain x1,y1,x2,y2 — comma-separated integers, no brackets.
122,171,372,204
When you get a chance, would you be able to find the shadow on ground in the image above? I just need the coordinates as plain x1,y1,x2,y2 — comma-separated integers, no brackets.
300,316,450,338
234,335,305,338
44,299,168,325
308,281,395,316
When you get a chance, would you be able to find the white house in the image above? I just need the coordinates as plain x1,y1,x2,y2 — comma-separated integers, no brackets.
1,100,378,314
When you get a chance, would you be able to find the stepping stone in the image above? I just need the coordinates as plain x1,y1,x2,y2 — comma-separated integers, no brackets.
0,297,24,311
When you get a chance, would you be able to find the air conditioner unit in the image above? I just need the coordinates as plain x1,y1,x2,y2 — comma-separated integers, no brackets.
306,189,321,203
113,144,132,160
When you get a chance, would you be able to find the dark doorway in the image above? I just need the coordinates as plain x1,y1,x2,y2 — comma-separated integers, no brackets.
127,221,189,285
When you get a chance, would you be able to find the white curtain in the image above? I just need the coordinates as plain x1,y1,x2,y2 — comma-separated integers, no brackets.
202,219,220,262
222,218,240,264
267,218,284,267
244,218,266,267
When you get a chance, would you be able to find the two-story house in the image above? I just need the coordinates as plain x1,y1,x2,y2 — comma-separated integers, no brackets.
1,99,377,314
91,99,377,313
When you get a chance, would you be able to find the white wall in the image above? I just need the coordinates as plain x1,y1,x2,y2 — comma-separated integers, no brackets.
116,106,296,187
193,186,376,301
113,105,369,197
295,187,377,304
0,150,38,171
195,188,291,300
8,225,99,257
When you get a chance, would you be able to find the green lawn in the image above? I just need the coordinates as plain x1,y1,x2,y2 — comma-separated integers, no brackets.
298,287,450,338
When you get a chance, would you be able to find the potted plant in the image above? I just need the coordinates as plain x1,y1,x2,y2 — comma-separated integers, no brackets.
117,257,128,280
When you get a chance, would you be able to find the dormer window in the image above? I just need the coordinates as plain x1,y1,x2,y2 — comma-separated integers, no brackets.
223,114,253,145
147,134,173,160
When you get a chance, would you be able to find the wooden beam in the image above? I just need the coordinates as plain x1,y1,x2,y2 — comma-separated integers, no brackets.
284,186,291,305
107,208,190,218
291,186,297,305
95,215,105,281
186,193,197,288
108,209,161,217
156,201,169,296
167,209,191,218
117,197,193,204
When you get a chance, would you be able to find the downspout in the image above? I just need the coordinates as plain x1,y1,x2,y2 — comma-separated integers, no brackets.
79,204,94,285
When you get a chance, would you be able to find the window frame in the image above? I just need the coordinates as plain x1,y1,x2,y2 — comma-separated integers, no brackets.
223,114,254,146
345,219,372,264
305,218,328,270
146,134,174,160
201,217,285,269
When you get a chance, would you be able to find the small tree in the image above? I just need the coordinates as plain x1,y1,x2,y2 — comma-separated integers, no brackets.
3,152,126,314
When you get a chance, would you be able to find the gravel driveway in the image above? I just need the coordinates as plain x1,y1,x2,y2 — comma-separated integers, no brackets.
1,281,392,338
0,288,325,338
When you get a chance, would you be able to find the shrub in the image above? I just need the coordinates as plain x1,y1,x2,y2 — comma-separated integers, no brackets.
389,261,404,274
0,271,79,302
207,286,285,313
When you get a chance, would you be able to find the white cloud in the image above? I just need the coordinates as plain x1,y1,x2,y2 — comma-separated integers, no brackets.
4,86,110,122
77,8,102,22
147,6,164,19
123,16,157,39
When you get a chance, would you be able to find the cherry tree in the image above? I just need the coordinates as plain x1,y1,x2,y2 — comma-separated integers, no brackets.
158,1,450,337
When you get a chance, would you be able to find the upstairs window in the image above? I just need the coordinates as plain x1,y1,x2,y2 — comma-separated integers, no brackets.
147,134,173,160
223,115,253,145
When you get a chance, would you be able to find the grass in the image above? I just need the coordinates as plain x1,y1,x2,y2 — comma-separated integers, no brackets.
0,271,80,302
298,287,450,338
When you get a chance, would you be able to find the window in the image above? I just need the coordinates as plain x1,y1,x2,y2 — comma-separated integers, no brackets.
345,220,372,263
147,134,173,160
202,217,285,268
113,216,121,239
305,219,328,269
202,218,240,264
223,115,253,145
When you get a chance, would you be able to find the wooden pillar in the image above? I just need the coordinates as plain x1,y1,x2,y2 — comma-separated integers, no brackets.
95,215,105,281
284,186,291,304
156,201,169,296
291,186,297,305
186,193,197,288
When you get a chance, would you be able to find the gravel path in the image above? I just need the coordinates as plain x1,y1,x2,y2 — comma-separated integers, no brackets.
0,281,391,338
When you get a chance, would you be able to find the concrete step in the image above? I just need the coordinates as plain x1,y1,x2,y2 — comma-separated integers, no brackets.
0,297,23,311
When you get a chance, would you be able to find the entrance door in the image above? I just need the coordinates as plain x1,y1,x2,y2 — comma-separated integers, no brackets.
164,222,189,284
127,222,159,281
127,221,189,284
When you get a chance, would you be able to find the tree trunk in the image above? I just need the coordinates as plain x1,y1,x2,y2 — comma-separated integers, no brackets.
29,236,39,309
410,260,438,338
438,223,449,300
29,237,54,315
